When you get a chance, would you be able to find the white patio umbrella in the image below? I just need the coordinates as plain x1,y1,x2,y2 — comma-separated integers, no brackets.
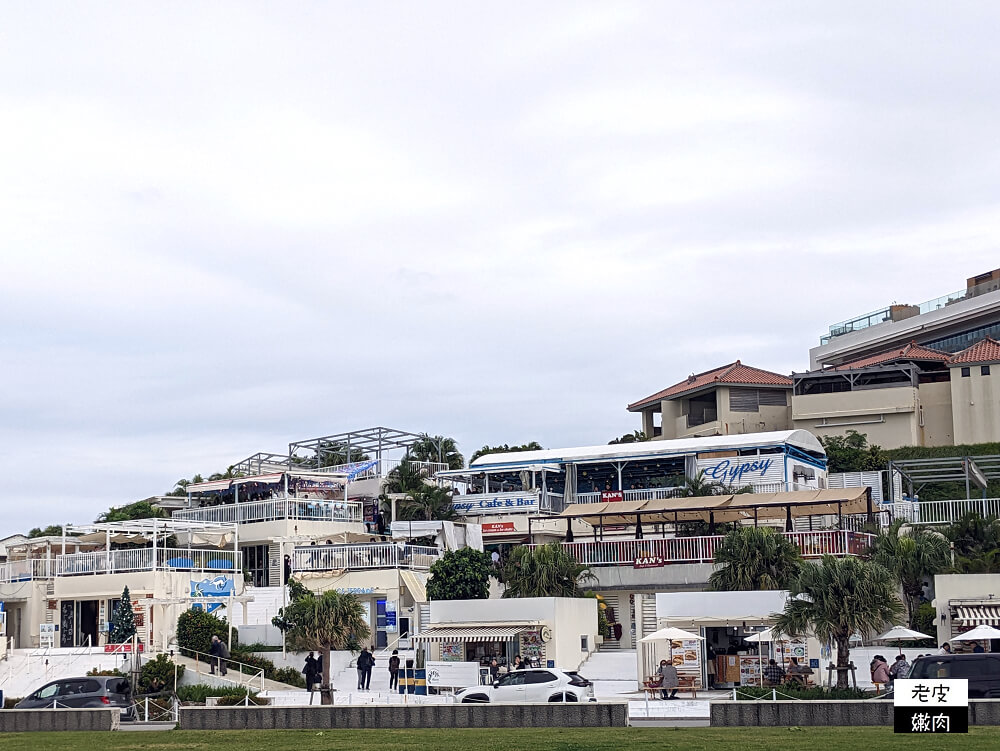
949,624,1000,642
876,625,933,655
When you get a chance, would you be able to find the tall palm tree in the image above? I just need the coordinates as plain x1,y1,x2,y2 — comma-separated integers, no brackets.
272,587,370,703
868,520,950,627
944,512,1000,573
396,485,457,522
408,434,465,470
708,526,803,591
501,543,595,598
773,555,903,689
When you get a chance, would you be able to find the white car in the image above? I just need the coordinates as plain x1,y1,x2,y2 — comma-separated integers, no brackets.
455,668,596,703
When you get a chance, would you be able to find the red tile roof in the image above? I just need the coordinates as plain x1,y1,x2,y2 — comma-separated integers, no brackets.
833,341,951,371
949,336,1000,364
627,361,792,411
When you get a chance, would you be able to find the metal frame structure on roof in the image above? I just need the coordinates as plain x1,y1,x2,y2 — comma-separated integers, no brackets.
231,452,295,475
290,426,425,461
888,456,1000,500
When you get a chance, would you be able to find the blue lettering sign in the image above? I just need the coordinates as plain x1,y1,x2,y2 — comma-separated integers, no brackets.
702,458,774,485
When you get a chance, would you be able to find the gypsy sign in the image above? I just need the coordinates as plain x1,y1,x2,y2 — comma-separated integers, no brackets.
702,457,774,485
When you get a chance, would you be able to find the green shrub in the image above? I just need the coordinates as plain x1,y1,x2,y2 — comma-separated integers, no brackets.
175,684,253,703
238,641,282,653
272,666,306,688
176,608,238,658
86,667,125,677
137,653,184,695
217,694,269,706
735,685,872,701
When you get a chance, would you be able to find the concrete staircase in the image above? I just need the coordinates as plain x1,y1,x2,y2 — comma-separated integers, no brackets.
578,649,639,702
329,649,416,698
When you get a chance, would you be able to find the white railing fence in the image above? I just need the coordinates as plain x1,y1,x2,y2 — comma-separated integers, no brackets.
890,498,1000,525
174,497,364,525
292,543,441,572
0,558,54,583
56,548,241,576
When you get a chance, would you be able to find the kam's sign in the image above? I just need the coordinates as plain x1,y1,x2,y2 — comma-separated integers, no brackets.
633,555,665,569
482,522,517,534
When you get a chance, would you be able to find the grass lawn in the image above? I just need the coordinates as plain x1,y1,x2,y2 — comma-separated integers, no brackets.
0,727,993,751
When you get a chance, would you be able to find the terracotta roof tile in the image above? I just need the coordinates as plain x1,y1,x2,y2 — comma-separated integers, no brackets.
949,336,1000,364
627,361,792,411
833,341,951,371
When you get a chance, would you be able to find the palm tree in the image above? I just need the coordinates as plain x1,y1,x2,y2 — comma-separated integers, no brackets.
944,512,1000,573
396,485,457,522
408,435,465,470
272,587,370,703
708,526,802,591
501,543,595,598
773,555,903,689
868,521,951,627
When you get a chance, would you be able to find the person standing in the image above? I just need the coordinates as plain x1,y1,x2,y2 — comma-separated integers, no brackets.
357,646,375,690
388,649,400,691
209,635,221,675
303,652,320,692
657,659,679,699
217,636,230,676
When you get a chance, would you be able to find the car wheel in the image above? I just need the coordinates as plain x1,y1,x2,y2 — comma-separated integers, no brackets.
461,695,489,703
548,693,566,702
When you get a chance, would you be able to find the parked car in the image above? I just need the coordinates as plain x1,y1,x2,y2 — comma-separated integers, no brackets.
455,668,595,703
15,676,135,718
908,653,1000,698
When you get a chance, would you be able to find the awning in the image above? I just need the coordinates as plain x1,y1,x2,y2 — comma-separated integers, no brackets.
232,473,284,486
412,623,540,642
400,569,427,604
186,479,232,493
955,605,1000,626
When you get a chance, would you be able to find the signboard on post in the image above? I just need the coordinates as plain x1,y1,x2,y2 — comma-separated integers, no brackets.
894,679,968,734
425,661,481,688
39,623,56,649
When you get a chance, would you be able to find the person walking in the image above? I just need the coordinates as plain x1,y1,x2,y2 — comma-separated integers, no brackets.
209,635,221,675
388,650,400,691
657,659,679,699
357,646,375,690
303,652,321,692
210,635,230,676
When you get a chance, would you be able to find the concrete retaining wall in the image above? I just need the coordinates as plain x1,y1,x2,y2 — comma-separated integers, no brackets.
179,703,628,729
0,709,119,732
711,700,1000,727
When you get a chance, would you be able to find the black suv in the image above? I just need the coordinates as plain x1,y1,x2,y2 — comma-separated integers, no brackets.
908,653,1000,698
15,676,134,718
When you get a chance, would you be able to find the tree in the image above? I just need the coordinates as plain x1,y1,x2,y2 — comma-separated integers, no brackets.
314,441,370,468
382,460,428,496
773,556,903,689
395,485,457,522
426,548,493,601
27,524,63,538
944,512,1000,573
469,442,543,464
608,431,649,445
110,586,137,644
868,521,951,627
501,543,595,598
96,501,167,523
272,586,370,702
408,434,465,470
818,430,887,473
708,526,802,591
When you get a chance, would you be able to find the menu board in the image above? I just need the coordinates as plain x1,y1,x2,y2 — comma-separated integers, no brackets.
520,630,545,662
440,643,463,662
670,639,702,684
739,656,761,685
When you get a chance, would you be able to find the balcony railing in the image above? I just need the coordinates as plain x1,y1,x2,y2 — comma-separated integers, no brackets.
173,497,364,525
55,547,241,576
0,558,54,583
571,483,792,506
888,498,1000,525
539,530,873,567
292,543,441,572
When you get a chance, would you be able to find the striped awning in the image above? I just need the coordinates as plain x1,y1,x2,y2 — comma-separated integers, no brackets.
955,605,1000,625
412,623,539,642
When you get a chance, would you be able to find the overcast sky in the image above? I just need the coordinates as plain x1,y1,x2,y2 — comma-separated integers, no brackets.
2,2,999,533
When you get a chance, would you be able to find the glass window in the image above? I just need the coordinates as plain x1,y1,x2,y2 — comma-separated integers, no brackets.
983,365,992,376
525,671,557,684
37,683,59,699
962,367,971,378
497,672,526,686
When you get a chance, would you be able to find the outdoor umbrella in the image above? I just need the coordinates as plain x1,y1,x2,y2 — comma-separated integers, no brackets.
876,625,933,656
949,624,1000,642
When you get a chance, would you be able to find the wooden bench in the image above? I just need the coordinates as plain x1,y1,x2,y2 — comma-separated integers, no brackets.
641,676,699,699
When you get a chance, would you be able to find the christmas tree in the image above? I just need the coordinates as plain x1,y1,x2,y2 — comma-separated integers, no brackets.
110,586,137,644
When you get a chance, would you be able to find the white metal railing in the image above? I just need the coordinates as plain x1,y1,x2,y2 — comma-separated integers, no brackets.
320,458,448,480
889,498,1000,525
568,482,793,506
542,530,874,567
174,497,364,525
292,543,441,572
0,558,54,583
180,646,266,692
55,548,241,576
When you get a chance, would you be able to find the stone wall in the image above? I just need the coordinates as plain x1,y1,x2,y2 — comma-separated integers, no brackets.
0,709,119,732
711,700,1000,726
179,703,627,729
